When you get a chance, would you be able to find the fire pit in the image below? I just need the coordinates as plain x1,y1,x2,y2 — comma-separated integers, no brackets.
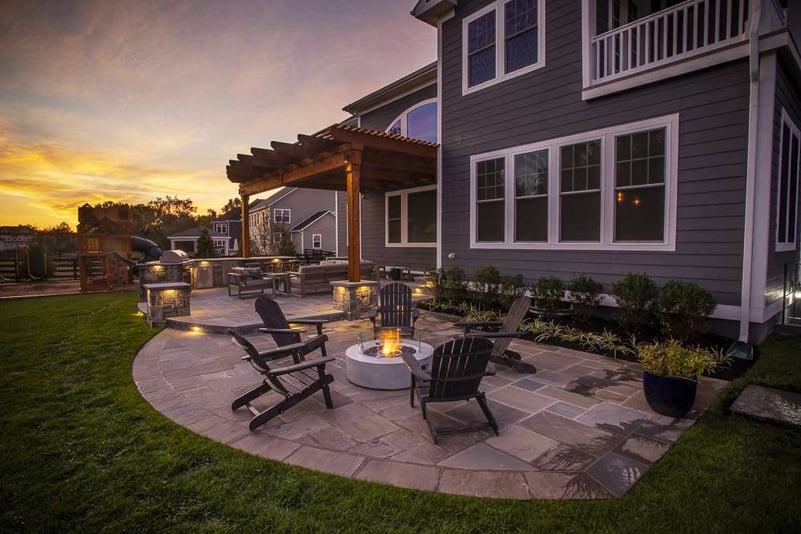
345,328,433,390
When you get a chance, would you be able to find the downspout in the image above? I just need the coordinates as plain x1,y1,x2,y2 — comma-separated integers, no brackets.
740,0,763,342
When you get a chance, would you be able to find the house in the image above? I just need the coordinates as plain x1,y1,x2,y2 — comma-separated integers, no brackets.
168,208,242,256
247,187,340,256
227,0,801,344
0,225,35,252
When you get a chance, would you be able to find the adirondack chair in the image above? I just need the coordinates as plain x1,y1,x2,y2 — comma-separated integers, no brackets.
255,296,328,361
368,282,419,333
229,329,335,431
455,295,536,374
402,336,498,444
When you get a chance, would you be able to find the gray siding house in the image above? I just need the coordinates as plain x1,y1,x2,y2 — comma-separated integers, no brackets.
340,0,801,344
248,187,340,256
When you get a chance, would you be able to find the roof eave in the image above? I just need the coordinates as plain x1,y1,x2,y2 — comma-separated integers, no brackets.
342,62,437,115
411,0,456,27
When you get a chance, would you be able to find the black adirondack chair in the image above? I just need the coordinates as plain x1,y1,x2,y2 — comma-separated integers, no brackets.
402,336,499,444
368,282,419,332
229,329,334,431
455,295,536,374
255,296,328,361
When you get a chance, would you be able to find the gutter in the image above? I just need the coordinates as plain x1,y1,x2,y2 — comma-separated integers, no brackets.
740,0,763,342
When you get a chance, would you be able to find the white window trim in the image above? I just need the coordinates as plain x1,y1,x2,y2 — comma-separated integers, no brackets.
776,108,801,252
469,114,679,251
462,0,546,96
385,184,438,248
386,98,438,139
274,208,291,224
312,233,322,249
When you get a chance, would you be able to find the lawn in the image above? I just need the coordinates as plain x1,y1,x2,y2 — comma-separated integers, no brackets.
1,291,800,532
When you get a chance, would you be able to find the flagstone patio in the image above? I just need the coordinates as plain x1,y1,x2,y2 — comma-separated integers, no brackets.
132,287,727,500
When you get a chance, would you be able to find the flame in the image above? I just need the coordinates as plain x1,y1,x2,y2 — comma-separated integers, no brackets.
379,328,401,358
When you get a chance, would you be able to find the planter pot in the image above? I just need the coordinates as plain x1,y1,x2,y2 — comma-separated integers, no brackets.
642,371,698,418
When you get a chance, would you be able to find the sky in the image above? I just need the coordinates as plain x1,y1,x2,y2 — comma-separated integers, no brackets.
0,0,436,229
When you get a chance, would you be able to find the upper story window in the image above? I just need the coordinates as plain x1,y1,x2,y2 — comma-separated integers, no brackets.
213,222,228,235
463,0,545,95
777,109,800,252
274,208,291,224
470,114,678,251
387,99,437,143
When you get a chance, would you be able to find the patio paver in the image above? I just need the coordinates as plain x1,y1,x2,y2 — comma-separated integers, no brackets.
131,287,727,500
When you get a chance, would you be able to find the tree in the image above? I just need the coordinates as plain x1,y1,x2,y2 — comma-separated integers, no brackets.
220,197,241,214
195,228,218,258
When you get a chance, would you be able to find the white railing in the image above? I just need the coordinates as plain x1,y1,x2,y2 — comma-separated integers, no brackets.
590,0,750,84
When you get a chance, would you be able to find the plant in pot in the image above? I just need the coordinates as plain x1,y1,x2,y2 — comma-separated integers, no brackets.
637,339,729,418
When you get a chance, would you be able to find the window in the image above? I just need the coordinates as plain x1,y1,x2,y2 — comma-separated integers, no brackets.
386,99,437,143
476,158,505,242
312,234,322,249
560,140,601,241
274,208,290,224
514,149,548,241
614,128,665,241
777,110,801,252
470,114,678,251
463,0,545,94
385,186,437,247
213,222,228,235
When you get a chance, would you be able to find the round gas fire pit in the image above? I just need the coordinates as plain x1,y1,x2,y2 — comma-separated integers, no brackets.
345,338,434,390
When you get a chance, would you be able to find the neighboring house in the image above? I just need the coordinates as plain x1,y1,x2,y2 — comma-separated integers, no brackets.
340,0,801,344
247,187,340,256
291,210,336,253
168,208,242,256
0,226,35,252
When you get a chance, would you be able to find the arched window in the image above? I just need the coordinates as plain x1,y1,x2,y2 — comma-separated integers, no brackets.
387,99,437,143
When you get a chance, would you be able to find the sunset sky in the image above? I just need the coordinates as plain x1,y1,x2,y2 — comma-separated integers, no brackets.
0,0,435,229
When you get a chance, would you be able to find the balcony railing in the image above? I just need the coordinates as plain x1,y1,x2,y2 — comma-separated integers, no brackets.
590,0,750,85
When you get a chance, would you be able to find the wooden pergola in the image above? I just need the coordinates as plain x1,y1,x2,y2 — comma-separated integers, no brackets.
227,124,438,282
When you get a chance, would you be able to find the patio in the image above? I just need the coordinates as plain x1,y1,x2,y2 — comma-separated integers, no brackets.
132,288,727,500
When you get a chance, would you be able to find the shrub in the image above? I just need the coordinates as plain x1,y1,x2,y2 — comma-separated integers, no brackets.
656,280,716,341
638,339,728,378
568,274,603,323
437,266,467,302
500,274,525,307
612,272,657,333
530,276,565,319
473,265,502,309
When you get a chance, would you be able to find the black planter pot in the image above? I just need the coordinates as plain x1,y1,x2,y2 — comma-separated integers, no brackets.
642,371,698,418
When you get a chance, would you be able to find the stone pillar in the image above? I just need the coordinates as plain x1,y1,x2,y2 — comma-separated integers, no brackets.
330,280,378,320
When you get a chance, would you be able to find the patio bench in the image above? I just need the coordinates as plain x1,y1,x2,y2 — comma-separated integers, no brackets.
289,260,375,296
227,267,274,299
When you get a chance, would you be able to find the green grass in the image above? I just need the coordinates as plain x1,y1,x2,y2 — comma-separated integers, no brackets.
1,292,800,533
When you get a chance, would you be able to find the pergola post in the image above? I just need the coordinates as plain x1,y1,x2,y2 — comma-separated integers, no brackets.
240,193,250,258
345,148,362,282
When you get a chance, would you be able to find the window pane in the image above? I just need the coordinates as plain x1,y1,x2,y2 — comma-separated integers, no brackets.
478,200,505,241
615,186,665,241
515,196,547,241
468,11,495,52
631,132,648,158
407,190,437,243
778,124,791,243
506,29,537,73
649,128,665,156
477,158,505,201
387,196,401,243
560,140,601,193
468,11,496,87
407,102,437,143
789,135,800,244
469,47,496,86
505,0,538,73
631,159,648,185
560,192,600,241
616,134,630,161
514,150,547,196
616,161,630,187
